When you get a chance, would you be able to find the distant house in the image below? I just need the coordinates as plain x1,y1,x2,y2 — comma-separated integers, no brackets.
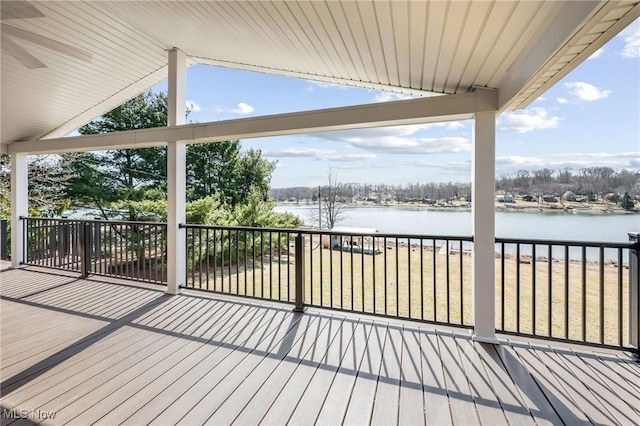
496,194,514,203
563,191,576,202
522,195,535,202
542,195,557,203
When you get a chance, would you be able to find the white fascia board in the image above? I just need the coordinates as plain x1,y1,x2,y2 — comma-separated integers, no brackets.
497,0,603,112
195,57,443,98
515,2,640,111
38,58,199,141
8,90,496,155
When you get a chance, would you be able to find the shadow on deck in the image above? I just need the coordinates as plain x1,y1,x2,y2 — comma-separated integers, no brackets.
1,267,638,425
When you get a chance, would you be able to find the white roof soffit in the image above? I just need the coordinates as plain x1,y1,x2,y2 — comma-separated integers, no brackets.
2,1,639,151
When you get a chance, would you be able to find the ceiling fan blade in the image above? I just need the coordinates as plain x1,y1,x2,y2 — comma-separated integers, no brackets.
1,1,45,20
1,34,46,69
2,24,92,63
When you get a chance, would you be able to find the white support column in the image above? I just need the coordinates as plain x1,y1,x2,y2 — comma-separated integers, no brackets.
166,48,186,295
10,153,28,268
472,111,499,343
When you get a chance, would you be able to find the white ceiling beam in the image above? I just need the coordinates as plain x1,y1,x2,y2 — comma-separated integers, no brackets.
7,89,497,155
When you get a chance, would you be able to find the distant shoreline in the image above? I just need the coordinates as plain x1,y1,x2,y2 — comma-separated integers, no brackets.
276,202,638,216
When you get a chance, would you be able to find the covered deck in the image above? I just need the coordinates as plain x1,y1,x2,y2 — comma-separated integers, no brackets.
1,266,638,425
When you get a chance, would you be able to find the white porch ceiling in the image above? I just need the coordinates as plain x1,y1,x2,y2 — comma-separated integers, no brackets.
2,1,639,150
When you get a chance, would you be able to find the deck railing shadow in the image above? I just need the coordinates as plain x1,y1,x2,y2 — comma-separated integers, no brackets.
4,270,628,423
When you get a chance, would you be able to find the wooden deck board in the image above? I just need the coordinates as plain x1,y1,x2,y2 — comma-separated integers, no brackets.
456,335,507,425
341,321,387,425
3,327,149,407
474,343,536,426
510,342,591,425
229,315,348,425
555,347,639,424
1,267,638,426
420,329,453,425
370,325,403,426
311,320,374,425
101,306,293,425
438,332,481,425
154,315,326,424
123,305,296,425
496,342,562,426
259,317,360,425
530,344,616,425
398,327,426,426
576,351,640,417
52,297,236,424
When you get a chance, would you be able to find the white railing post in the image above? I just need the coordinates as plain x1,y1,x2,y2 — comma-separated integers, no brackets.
472,110,499,343
166,48,187,295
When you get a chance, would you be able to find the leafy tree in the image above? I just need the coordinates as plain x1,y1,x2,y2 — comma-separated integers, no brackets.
60,152,120,218
67,90,169,220
187,142,275,205
234,148,276,205
621,192,635,210
68,90,277,220
187,142,240,203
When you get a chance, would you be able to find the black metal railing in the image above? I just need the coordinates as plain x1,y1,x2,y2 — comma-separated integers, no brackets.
1,219,9,261
183,224,474,327
184,225,299,303
495,237,638,350
19,217,639,352
22,217,167,284
23,217,84,272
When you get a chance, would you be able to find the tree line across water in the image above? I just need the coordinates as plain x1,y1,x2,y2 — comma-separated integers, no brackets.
270,167,639,209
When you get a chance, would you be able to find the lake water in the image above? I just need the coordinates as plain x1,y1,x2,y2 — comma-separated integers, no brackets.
275,204,639,243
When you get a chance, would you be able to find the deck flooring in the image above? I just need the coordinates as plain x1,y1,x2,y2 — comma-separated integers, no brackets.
1,266,638,425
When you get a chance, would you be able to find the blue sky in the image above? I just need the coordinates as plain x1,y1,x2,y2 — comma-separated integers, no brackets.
160,19,639,188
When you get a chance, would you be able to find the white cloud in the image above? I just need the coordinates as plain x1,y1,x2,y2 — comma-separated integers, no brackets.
261,147,376,162
373,92,415,103
587,48,604,60
495,152,640,172
497,108,561,133
564,82,611,101
556,97,569,104
344,136,470,155
318,122,466,141
403,160,471,174
314,124,470,155
229,102,254,115
620,20,640,58
559,151,639,159
186,100,201,112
